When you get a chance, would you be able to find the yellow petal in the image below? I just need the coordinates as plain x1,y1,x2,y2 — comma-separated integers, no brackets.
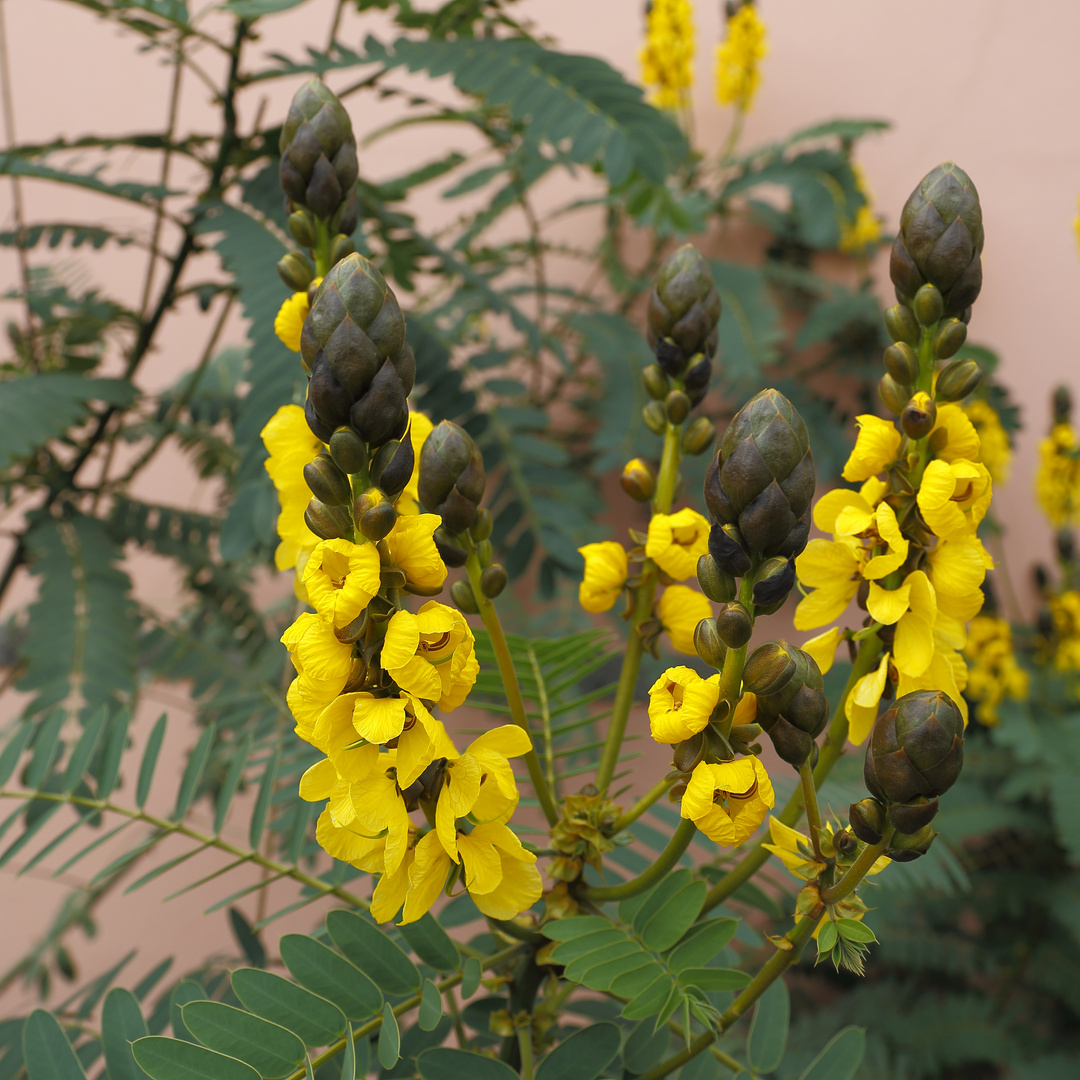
796,538,860,588
842,415,901,482
801,627,842,674
381,611,421,671
793,584,857,632
894,612,934,676
866,581,911,626
834,504,875,537
813,489,868,534
299,758,338,802
645,508,711,581
467,726,534,760
401,832,451,925
469,853,543,921
658,585,713,656
352,695,409,745
846,653,889,745
931,404,980,463
457,831,504,895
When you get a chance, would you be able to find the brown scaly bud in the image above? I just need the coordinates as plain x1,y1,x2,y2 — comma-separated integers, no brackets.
707,522,752,578
305,498,353,541
418,421,486,536
743,640,827,766
433,526,468,569
886,824,937,862
890,162,984,320
752,555,796,608
716,602,753,649
646,244,721,377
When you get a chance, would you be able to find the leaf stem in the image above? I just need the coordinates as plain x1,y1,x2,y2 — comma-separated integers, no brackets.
585,817,696,902
820,827,893,905
799,758,823,860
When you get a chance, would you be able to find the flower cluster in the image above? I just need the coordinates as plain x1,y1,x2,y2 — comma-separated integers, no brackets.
964,614,1029,724
964,398,1012,486
639,0,695,111
1036,421,1080,529
715,2,768,111
1040,590,1080,673
838,166,882,255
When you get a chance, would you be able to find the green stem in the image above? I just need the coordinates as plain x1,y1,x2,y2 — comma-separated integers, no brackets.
465,550,559,826
611,774,679,834
517,1025,535,1080
585,818,696,902
716,574,756,738
799,758,823,860
820,828,893,905
312,216,331,277
595,421,682,793
637,1030,716,1080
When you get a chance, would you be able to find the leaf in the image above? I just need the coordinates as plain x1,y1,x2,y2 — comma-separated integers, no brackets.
230,969,346,1048
708,260,782,386
836,919,876,944
418,981,443,1033
180,1002,304,1078
460,957,482,999
0,154,170,205
22,1010,87,1080
102,988,150,1080
170,981,205,1044
534,1022,621,1080
747,978,789,1075
278,935,382,1021
132,1037,260,1080
249,749,279,851
61,705,108,791
621,1023,670,1077
215,735,252,835
621,975,678,1021
95,709,131,800
0,722,33,787
665,918,738,973
174,723,215,820
1048,772,1080,860
228,909,266,969
325,910,420,996
416,1048,519,1080
377,1004,399,1070
224,0,309,14
798,1027,866,1080
398,915,459,972
137,715,168,809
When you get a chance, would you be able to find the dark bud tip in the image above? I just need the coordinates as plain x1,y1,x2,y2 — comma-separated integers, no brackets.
849,798,886,845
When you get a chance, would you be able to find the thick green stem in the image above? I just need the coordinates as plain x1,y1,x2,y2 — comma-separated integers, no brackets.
716,574,756,738
637,1030,716,1080
799,759,823,860
595,421,682,793
585,818,696,902
821,828,893,905
611,774,679,834
465,551,559,826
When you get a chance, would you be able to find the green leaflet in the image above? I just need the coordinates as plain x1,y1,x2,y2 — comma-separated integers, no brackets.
417,1048,519,1080
398,914,460,973
22,1010,86,1080
533,1022,621,1080
230,969,346,1047
325,910,420,996
132,1037,259,1080
101,988,149,1080
180,1002,305,1078
418,981,443,1033
278,935,382,1021
798,1027,866,1080
0,154,171,205
377,1004,400,1070
747,978,790,1075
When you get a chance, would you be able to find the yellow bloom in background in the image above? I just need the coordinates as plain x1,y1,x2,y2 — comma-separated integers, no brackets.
1046,591,1080,672
917,459,992,541
274,291,310,353
842,415,901,483
396,411,435,515
646,508,711,580
1036,423,1080,528
715,3,767,111
658,584,712,655
839,166,882,254
965,614,1029,725
681,757,774,846
647,666,720,743
965,399,1012,486
302,538,381,628
381,601,478,711
261,404,322,572
640,0,694,111
383,513,448,594
577,541,629,614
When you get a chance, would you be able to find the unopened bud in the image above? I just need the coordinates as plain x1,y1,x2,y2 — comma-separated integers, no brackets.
697,553,737,603
933,318,967,359
277,251,315,291
1054,385,1072,425
716,602,753,649
884,304,920,346
450,578,479,613
328,426,367,475
752,556,796,608
287,210,315,248
693,618,727,669
646,244,721,374
879,373,911,415
665,390,691,425
470,508,493,542
681,416,716,456
901,392,937,439
418,420,486,535
848,798,886,845
884,342,919,386
642,401,667,435
329,233,355,266
886,824,936,862
480,564,508,598
476,539,493,568
642,364,670,401
912,283,944,327
303,452,351,506
434,527,468,569
888,795,940,834
621,458,655,502
355,489,397,542
708,522,752,578
305,498,353,541
1057,528,1075,563
369,437,415,500
833,828,858,856
935,358,982,402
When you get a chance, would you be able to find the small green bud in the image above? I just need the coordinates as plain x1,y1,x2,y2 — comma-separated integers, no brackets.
681,416,716,456
716,602,753,649
642,401,667,435
470,508,493,542
693,618,727,669
450,578,480,614
884,342,919,386
665,390,691,425
329,426,367,474
621,458,655,502
912,283,944,327
287,210,315,248
886,824,936,862
303,452,352,506
752,556,796,608
418,420,486,535
848,797,886,845
277,251,315,291
480,563,508,598
884,304,920,346
933,317,967,359
888,795,940,834
305,498,353,540
935,358,982,402
642,364,671,401
354,488,397,542
697,553,737,603
476,539,494,568
901,392,937,439
878,373,911,415
369,437,414,500
329,233,355,266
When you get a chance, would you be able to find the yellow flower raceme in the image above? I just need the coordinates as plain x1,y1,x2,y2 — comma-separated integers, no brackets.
274,291,310,353
715,4,767,111
261,404,322,573
917,460,992,541
1046,591,1080,672
839,166,881,254
646,508,710,581
640,0,694,110
965,399,1012,486
964,614,1029,725
577,541,629,614
302,538,381,628
658,585,712,655
383,514,448,594
681,757,774,846
842,415,901,483
648,667,720,744
381,601,478,711
396,411,435,516
1036,423,1080,528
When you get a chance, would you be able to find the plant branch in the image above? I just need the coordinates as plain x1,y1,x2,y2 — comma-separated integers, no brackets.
821,828,893,905
585,817,696,902
799,758,823,860
637,1029,716,1080
611,774,680,834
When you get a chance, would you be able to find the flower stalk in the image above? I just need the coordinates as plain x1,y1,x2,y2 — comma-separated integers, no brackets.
821,828,894,905
585,817,697,902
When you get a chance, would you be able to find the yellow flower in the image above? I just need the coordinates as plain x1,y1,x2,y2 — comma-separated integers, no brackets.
274,291,310,353
801,627,843,675
929,403,981,464
300,755,362,827
841,415,901,483
647,666,720,744
965,614,1028,725
640,0,694,111
350,750,413,876
867,570,936,677
371,844,416,925
917,459,992,540
965,399,1012,486
261,404,322,572
762,816,827,881
680,757,774,847
316,808,388,873
839,166,881,254
1036,423,1080,528
381,601,479,712
282,612,355,691
1047,591,1080,672
794,536,862,631
577,541,629,614
302,539,382,628
396,411,435,516
715,3,767,111
646,508,711,581
383,513,447,595
658,585,712,655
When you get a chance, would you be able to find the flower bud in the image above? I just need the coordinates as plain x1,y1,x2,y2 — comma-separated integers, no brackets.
744,640,827,766
621,458,655,502
716,602,753,649
833,828,858,856
433,526,468,568
328,426,367,474
697,553,737,603
752,556,796,608
884,303,920,346
476,539,493,568
887,795,939,834
878,373,911,415
330,192,359,238
912,284,944,327
1057,527,1075,563
480,563,508,598
642,364,671,401
849,798,886,845
707,522,752,578
470,508,494,542
369,435,414,500
935,358,982,402
933,318,967,359
450,578,479,613
884,342,919,386
1054,385,1072,425
277,252,315,292
646,244,721,376
329,233,355,266
305,498,353,540
665,390,691,424
901,392,937,439
886,824,936,862
693,618,728,669
354,488,397,542
287,210,316,248
864,690,965,805
672,731,707,773
418,420,486,535
683,356,712,407
642,401,667,435
303,452,352,506
682,416,716,456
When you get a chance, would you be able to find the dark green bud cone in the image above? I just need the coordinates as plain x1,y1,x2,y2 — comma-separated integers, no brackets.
646,244,721,377
707,522,752,578
418,420,486,535
303,452,351,506
744,640,827,766
305,498,353,541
